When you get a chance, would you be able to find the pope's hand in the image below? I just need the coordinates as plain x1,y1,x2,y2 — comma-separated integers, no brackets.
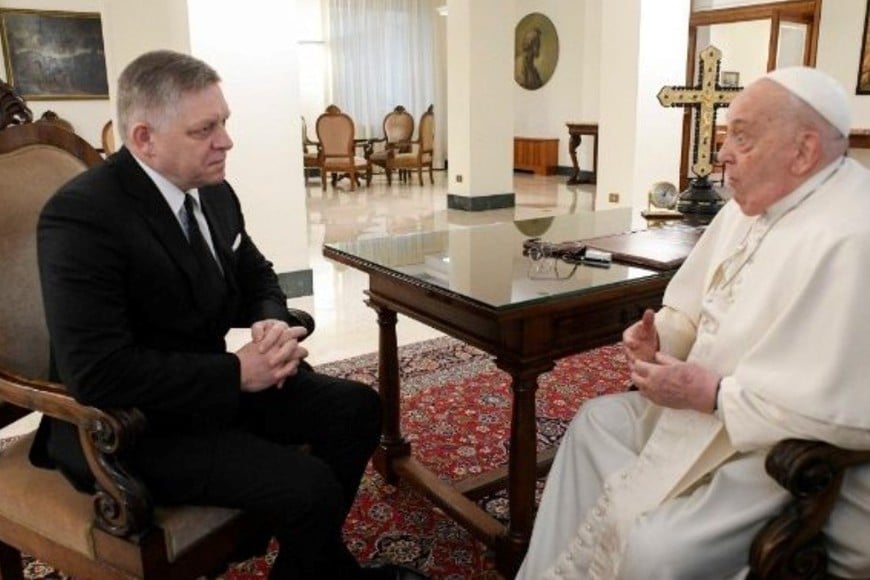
623,309,659,369
631,352,720,413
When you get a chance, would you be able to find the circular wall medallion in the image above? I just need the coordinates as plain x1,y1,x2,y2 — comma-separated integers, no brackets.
514,12,559,90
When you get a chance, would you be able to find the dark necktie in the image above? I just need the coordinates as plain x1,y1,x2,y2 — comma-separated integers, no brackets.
183,193,224,281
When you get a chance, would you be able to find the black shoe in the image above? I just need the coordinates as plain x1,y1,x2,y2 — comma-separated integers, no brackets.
359,562,429,580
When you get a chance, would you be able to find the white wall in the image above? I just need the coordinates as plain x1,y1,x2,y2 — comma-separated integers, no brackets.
296,0,327,136
710,19,770,86
595,0,689,213
817,0,870,166
631,0,690,210
187,0,308,276
446,0,514,197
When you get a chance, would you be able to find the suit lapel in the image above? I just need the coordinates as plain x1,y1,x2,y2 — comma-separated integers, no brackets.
198,194,239,297
110,148,230,310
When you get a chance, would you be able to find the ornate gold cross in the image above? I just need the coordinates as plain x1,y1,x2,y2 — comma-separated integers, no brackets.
657,45,741,178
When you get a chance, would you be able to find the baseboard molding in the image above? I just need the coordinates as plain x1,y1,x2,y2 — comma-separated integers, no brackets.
446,192,515,211
278,269,313,298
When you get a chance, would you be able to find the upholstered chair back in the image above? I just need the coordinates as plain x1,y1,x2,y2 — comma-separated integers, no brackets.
382,106,414,145
0,124,101,379
418,105,435,156
316,104,356,157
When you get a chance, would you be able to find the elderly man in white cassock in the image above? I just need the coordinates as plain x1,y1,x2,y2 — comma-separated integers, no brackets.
517,67,870,580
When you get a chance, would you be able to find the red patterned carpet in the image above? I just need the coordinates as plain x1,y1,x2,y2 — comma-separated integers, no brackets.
9,336,631,580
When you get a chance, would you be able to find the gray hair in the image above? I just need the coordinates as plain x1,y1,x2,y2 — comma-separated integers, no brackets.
116,50,221,143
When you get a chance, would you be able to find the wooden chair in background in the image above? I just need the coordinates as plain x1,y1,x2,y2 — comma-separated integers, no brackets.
391,105,435,186
0,87,277,579
102,119,117,156
301,115,321,182
367,105,414,185
315,105,371,191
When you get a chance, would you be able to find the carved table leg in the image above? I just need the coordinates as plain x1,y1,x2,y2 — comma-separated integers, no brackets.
495,362,553,578
567,132,582,185
367,300,410,483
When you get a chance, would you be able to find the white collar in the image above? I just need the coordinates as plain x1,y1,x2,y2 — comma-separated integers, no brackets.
762,156,844,224
130,154,200,218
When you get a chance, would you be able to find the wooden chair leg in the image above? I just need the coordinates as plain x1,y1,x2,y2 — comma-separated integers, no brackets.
321,168,327,190
417,167,423,186
0,542,24,580
428,164,434,184
349,170,357,191
385,167,392,186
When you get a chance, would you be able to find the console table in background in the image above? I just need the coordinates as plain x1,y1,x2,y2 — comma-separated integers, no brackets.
566,122,598,184
513,137,559,175
849,129,870,149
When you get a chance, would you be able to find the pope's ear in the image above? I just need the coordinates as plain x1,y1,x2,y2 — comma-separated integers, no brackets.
791,130,822,176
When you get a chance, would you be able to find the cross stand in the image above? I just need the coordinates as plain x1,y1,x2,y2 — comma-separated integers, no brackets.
657,45,741,224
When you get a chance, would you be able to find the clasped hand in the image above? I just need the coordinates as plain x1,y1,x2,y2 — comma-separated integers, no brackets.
236,319,309,392
623,309,720,414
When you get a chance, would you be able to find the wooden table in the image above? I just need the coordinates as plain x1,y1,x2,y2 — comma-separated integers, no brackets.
323,211,673,577
566,122,599,184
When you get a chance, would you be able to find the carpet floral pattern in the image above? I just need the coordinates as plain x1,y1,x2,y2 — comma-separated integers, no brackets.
6,336,631,579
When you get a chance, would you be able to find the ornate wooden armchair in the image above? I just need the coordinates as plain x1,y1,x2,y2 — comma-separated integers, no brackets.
366,105,415,185
391,105,435,186
0,87,313,578
315,104,371,191
749,440,870,578
301,115,321,182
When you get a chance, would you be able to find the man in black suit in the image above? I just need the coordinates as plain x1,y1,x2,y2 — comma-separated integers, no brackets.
35,49,424,580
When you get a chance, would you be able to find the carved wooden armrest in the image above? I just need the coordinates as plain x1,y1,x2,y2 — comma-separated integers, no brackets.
0,369,152,539
749,439,870,579
395,139,415,154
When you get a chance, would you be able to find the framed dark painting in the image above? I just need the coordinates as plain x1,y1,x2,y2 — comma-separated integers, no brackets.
0,9,109,100
858,0,870,94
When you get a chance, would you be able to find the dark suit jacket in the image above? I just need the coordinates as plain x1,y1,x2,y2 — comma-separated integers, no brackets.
33,146,294,490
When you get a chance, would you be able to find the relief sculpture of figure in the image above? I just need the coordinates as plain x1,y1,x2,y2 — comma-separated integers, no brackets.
516,27,544,90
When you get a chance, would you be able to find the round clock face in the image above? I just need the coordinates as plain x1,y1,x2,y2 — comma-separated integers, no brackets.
650,181,678,209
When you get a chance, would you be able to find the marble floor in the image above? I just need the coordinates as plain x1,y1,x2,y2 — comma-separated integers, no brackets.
2,170,595,437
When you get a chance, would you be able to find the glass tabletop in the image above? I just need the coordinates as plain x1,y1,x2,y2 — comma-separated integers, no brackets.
324,208,672,310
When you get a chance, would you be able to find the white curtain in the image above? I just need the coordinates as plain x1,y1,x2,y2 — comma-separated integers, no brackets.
326,0,437,140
